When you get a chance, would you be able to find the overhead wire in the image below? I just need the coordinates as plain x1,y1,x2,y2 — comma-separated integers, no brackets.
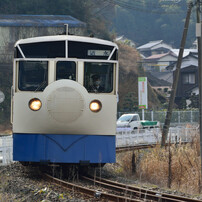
103,0,185,15
92,1,113,15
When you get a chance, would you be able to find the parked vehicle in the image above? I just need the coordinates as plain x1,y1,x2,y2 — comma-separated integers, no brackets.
116,113,160,130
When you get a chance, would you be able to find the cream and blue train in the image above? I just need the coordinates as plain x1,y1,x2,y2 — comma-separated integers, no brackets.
11,35,118,165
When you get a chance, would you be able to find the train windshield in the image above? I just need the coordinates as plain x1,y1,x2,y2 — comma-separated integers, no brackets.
18,61,48,91
56,61,76,81
84,62,113,93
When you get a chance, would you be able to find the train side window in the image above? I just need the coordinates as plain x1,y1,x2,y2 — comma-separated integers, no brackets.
56,61,76,81
84,62,113,93
18,61,48,91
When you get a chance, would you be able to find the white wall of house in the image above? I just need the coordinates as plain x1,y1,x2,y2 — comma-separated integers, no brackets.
158,55,177,72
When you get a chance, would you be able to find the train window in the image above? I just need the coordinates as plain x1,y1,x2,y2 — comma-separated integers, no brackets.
84,62,114,93
68,41,117,60
19,41,65,58
18,61,48,91
56,61,76,81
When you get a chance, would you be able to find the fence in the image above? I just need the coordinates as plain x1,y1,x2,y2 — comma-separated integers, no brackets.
116,127,198,148
0,136,12,165
117,110,199,125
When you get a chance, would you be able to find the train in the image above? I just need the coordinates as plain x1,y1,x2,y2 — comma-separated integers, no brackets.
11,34,119,166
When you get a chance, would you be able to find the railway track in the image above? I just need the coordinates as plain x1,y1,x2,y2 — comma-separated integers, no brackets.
116,142,188,153
43,173,140,201
43,173,201,201
82,175,201,202
116,144,156,152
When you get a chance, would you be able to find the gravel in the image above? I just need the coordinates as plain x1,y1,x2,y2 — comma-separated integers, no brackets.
0,162,92,201
1,162,202,201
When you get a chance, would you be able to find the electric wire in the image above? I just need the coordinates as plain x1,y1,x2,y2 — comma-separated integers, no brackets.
103,0,187,15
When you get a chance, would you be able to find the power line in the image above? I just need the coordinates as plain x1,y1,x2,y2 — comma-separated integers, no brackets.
115,0,167,9
92,1,113,15
103,0,185,15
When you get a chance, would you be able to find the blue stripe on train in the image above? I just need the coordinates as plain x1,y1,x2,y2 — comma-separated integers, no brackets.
13,133,116,163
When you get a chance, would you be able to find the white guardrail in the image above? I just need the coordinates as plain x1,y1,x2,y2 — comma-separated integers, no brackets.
116,127,199,147
0,136,13,165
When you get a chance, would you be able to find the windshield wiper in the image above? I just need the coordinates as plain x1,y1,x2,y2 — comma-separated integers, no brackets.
35,80,47,91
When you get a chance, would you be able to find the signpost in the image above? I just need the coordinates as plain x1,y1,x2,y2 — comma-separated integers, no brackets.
138,77,148,120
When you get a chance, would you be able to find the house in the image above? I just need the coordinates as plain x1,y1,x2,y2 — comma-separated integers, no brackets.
145,71,172,98
171,49,197,58
166,52,198,107
166,51,198,71
137,40,172,57
147,71,173,85
143,51,177,72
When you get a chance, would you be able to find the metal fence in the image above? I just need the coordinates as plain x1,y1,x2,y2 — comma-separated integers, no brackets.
0,136,13,165
116,127,198,148
117,110,199,125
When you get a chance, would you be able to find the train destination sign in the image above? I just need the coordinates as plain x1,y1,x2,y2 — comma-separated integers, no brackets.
88,50,111,56
0,91,5,103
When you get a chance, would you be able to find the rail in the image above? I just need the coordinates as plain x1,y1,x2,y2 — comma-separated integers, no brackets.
81,175,201,202
46,172,195,201
43,173,137,201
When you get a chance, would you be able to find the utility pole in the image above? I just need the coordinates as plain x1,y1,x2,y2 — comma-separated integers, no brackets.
161,3,193,146
196,0,202,192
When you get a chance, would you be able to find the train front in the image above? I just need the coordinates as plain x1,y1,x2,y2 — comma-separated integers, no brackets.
12,35,119,165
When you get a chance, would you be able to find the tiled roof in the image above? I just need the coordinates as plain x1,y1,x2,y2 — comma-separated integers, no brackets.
145,52,169,60
145,52,177,60
137,40,163,50
171,49,197,58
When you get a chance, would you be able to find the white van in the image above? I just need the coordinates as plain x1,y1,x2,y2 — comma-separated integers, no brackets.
116,114,142,130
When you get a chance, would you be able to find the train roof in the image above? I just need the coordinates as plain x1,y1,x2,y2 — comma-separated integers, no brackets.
15,35,118,49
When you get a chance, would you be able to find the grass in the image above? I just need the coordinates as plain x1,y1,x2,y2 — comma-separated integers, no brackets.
114,132,202,195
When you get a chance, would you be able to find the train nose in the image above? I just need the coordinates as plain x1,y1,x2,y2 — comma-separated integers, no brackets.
45,80,85,124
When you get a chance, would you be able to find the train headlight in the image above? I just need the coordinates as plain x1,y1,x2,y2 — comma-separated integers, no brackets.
29,98,42,111
89,100,102,112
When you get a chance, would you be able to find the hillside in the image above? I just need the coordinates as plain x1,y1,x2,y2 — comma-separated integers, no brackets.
111,1,195,48
118,42,162,111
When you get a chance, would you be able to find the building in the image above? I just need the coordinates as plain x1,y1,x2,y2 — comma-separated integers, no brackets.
0,15,86,66
143,51,177,72
166,52,198,107
137,40,172,57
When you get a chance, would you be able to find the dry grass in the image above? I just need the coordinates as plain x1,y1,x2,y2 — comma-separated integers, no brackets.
115,133,202,195
139,137,201,194
118,42,141,74
0,123,12,135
